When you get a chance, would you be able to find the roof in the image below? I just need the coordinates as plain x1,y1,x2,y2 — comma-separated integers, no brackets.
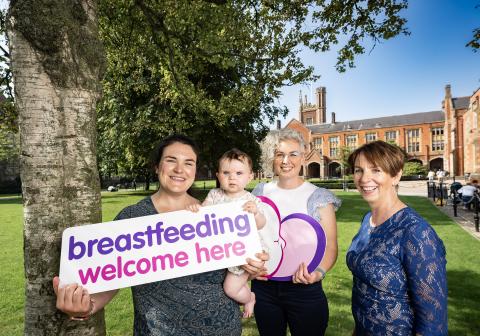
307,110,444,135
452,97,470,109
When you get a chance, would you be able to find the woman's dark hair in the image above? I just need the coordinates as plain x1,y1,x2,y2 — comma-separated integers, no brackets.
152,134,200,168
347,140,405,177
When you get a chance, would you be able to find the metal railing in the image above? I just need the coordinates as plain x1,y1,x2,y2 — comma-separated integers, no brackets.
427,181,480,232
427,181,448,206
474,191,480,232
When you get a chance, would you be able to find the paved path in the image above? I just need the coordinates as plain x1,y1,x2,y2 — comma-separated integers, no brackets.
436,199,480,240
397,180,428,197
396,180,480,240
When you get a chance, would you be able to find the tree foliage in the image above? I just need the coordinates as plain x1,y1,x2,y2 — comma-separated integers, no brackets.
467,4,480,51
467,27,480,51
339,146,353,174
403,161,427,176
0,9,18,163
96,0,409,181
0,9,15,132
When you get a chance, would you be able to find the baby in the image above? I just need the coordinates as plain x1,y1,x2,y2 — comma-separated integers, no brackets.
188,148,266,318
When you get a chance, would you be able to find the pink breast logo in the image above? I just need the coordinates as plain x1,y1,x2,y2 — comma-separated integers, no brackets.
258,196,327,281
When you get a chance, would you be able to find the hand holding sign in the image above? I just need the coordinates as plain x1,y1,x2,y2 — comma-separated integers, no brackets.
59,201,262,294
53,277,94,320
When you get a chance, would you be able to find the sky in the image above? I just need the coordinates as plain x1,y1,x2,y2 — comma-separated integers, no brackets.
1,0,477,129
271,0,480,129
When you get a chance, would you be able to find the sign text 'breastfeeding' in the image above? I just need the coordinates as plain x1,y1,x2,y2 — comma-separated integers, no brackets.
59,201,262,293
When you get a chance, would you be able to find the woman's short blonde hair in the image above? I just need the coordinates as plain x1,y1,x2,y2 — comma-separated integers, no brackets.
347,140,405,177
260,129,306,176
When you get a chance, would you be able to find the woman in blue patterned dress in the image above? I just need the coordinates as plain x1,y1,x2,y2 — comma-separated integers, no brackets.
252,129,341,336
53,134,268,335
346,140,447,335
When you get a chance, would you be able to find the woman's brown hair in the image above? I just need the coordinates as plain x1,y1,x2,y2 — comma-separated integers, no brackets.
347,140,405,177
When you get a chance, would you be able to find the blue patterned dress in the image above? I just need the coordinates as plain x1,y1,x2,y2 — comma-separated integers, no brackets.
115,197,242,336
346,207,447,335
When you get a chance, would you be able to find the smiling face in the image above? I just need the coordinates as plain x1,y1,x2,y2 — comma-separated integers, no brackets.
273,139,305,181
216,158,253,198
353,153,401,207
155,142,197,195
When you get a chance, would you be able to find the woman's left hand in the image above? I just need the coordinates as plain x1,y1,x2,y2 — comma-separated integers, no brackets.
292,262,322,284
242,252,269,280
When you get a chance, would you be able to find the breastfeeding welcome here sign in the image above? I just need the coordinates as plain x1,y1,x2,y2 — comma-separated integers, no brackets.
59,201,262,293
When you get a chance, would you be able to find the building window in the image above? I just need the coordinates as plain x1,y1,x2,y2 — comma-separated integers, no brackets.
472,99,478,111
406,128,420,153
345,134,357,150
365,132,377,142
329,136,339,158
313,137,322,151
306,117,313,125
385,130,397,143
431,127,444,151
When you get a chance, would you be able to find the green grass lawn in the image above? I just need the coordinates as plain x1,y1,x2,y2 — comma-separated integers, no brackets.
1,190,479,335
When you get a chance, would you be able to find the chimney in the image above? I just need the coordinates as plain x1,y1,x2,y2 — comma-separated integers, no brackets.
316,87,327,124
276,120,281,130
331,112,336,124
445,84,452,99
298,91,303,122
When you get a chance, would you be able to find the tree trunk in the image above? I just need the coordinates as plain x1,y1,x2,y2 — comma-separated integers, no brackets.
7,1,105,335
145,172,150,191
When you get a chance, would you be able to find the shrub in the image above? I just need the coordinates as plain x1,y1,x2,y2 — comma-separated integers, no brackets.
402,162,427,176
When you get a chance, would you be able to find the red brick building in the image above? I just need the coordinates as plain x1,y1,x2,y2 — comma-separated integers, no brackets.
462,87,480,176
277,85,479,178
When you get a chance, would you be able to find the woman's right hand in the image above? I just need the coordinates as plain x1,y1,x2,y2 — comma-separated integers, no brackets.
242,252,269,280
53,276,92,318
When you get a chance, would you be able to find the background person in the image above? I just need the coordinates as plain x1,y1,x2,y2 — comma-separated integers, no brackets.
458,181,478,210
251,128,341,336
53,134,267,336
436,169,445,183
346,140,447,335
188,148,267,318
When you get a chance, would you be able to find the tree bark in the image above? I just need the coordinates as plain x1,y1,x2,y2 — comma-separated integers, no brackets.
7,1,105,335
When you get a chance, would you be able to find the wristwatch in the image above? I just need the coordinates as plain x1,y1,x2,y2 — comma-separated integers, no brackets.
315,266,326,280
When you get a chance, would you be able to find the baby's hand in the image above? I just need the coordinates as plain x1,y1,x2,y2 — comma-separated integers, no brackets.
243,201,258,215
186,203,201,212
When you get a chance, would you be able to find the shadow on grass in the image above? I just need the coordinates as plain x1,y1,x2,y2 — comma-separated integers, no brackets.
241,316,260,336
101,191,154,198
0,197,23,205
447,268,480,335
101,189,211,203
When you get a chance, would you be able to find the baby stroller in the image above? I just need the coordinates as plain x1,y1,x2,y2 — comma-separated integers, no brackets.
449,182,463,205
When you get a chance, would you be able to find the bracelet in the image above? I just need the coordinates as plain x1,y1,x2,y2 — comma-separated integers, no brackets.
315,266,327,280
69,300,95,321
